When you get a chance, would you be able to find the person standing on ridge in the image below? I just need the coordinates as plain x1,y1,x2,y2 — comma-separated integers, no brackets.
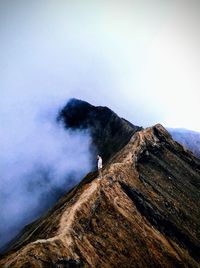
97,155,103,179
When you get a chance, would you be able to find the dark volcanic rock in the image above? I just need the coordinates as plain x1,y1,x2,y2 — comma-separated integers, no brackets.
59,98,142,162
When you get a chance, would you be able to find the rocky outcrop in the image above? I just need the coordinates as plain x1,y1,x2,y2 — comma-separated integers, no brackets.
1,123,200,267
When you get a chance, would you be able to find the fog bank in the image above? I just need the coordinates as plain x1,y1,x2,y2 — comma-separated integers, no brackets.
0,97,92,248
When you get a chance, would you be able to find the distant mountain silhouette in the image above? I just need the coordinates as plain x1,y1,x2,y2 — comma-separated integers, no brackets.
169,128,200,158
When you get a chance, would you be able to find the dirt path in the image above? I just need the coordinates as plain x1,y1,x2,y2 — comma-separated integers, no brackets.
32,181,99,247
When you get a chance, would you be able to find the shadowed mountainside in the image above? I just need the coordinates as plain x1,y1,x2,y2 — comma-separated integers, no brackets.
59,98,142,163
1,100,200,267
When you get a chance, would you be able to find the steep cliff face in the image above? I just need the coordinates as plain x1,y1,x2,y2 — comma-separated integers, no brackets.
1,123,200,268
59,98,142,162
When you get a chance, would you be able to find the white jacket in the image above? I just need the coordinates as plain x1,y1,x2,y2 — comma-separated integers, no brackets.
98,157,102,169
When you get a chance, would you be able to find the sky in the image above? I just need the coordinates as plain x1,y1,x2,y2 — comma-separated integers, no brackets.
0,0,200,248
0,0,200,130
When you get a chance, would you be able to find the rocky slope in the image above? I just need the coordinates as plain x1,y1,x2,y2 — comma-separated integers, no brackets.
1,100,200,267
169,128,200,159
0,99,140,255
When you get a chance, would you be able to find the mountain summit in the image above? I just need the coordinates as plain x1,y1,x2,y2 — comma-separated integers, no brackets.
59,98,142,162
1,100,200,267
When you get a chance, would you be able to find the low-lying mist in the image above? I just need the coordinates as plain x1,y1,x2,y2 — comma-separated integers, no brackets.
0,97,92,250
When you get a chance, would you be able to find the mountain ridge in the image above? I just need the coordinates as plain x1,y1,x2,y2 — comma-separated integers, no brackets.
1,100,200,267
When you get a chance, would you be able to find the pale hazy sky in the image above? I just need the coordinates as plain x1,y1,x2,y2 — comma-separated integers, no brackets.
1,0,200,130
